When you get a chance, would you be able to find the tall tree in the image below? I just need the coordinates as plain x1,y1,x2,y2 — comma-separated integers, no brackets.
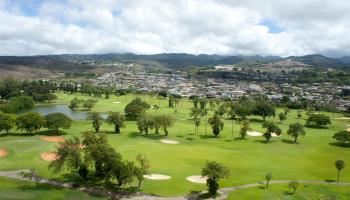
262,121,279,142
16,112,45,134
201,161,230,196
335,160,345,184
44,112,72,134
289,180,299,194
134,154,150,187
240,120,250,139
265,172,272,188
87,112,103,133
0,113,16,134
208,114,224,137
106,112,125,134
287,122,306,143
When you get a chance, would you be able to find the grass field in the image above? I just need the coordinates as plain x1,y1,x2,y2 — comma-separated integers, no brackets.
1,92,350,199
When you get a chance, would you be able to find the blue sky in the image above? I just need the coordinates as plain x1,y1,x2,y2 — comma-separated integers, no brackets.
0,0,349,56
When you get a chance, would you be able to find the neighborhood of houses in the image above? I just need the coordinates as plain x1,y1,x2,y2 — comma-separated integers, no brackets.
92,65,350,111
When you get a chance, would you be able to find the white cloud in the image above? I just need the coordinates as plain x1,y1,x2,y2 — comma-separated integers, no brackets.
0,0,349,56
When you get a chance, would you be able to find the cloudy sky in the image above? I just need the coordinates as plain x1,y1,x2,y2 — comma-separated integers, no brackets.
0,0,349,57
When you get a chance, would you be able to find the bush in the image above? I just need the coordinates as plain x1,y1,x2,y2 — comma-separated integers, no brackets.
306,114,331,127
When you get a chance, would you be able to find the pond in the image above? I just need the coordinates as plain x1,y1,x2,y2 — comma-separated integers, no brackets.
19,104,107,120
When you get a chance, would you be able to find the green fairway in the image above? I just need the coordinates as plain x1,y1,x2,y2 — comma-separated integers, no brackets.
226,183,350,200
0,177,108,200
0,92,349,197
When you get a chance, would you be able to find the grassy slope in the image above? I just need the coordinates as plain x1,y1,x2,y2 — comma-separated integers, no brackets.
226,184,350,200
0,177,107,200
0,92,349,197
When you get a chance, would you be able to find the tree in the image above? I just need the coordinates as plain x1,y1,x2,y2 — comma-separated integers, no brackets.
306,114,331,127
201,161,230,196
253,100,275,121
106,112,125,134
124,97,150,120
49,137,83,173
113,160,135,188
16,112,45,134
0,113,16,134
216,104,227,118
1,96,34,113
208,114,224,137
289,180,299,194
265,172,272,188
157,115,175,136
233,97,254,119
287,123,305,143
284,107,290,115
201,108,209,135
262,121,279,142
278,112,286,123
190,107,201,119
240,120,250,139
83,99,97,110
87,112,103,132
44,112,72,134
297,110,302,119
134,154,150,187
194,118,201,136
335,160,345,184
69,97,80,110
21,169,42,189
333,131,350,144
199,98,208,110
137,115,154,135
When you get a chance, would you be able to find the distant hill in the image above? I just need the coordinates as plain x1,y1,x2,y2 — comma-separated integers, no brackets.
0,53,349,74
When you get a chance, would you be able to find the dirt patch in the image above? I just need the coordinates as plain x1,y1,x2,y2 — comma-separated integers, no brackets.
160,139,179,144
143,174,171,180
247,131,262,136
113,101,121,104
41,136,65,142
0,148,9,157
40,152,60,161
186,175,208,184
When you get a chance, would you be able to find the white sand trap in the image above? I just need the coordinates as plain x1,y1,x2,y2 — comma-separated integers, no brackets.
346,128,350,132
271,132,280,137
113,101,121,104
334,117,350,120
247,131,262,136
186,175,208,184
160,139,179,144
143,174,171,180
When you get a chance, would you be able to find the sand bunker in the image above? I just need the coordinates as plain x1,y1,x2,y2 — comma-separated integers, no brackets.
113,101,121,104
186,175,208,184
41,152,60,161
160,139,179,144
143,174,171,180
0,148,9,157
271,132,280,137
247,131,262,136
40,136,65,142
346,128,350,132
334,117,350,120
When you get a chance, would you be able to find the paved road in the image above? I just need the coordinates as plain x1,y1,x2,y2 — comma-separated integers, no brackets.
1,170,349,200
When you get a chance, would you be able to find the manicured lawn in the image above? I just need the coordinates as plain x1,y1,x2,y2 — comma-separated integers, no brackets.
0,92,349,197
226,183,350,200
0,177,107,200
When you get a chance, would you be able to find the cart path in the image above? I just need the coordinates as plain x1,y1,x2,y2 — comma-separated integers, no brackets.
0,170,349,200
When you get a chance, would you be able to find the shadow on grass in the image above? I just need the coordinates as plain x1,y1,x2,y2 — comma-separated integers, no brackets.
329,142,350,148
199,135,218,139
281,139,299,144
176,135,184,138
250,118,265,123
18,183,63,191
254,140,274,144
128,132,166,140
283,191,294,195
186,137,194,141
305,125,329,129
325,179,336,183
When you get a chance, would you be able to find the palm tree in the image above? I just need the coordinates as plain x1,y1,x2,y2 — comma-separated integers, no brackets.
335,160,345,184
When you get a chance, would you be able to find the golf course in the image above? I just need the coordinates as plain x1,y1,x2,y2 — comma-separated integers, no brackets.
0,92,349,199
